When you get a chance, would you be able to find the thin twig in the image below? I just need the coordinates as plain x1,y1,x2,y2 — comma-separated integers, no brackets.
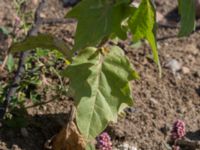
68,105,76,123
0,0,46,120
25,96,73,109
41,18,75,25
25,98,63,109
0,55,8,71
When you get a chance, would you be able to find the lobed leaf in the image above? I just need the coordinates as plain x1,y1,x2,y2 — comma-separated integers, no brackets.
62,46,138,140
178,0,195,36
10,34,72,61
66,0,132,51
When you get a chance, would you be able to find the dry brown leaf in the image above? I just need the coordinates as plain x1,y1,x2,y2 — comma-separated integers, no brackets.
50,121,86,150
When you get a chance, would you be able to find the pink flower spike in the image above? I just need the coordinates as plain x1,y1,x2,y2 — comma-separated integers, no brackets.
171,120,186,140
96,132,112,150
14,16,21,26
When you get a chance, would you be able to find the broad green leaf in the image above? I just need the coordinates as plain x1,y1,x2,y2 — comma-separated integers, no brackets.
178,0,195,36
10,34,73,61
128,0,161,75
86,143,96,150
63,46,138,140
66,0,132,51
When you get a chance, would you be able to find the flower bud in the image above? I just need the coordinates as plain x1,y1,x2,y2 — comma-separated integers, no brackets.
96,132,112,150
171,120,185,140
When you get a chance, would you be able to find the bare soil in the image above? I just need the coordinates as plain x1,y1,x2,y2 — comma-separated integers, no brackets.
0,0,200,150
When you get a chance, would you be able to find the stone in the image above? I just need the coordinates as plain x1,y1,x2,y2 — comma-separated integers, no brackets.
20,128,29,137
118,143,138,150
156,12,164,22
32,0,38,5
165,59,182,75
11,144,20,150
182,67,190,74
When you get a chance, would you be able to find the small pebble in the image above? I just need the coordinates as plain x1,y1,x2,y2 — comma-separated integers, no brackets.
32,0,38,5
39,13,46,18
11,144,20,150
117,143,137,150
21,128,29,137
165,59,182,75
156,11,164,22
182,67,190,74
149,98,159,105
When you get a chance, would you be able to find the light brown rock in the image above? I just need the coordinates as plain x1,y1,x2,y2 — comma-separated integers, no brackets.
156,11,165,22
32,0,38,5
182,67,190,74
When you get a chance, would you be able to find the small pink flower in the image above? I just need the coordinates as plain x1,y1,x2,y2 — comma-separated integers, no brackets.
171,120,185,140
14,16,21,26
96,132,112,150
13,15,21,35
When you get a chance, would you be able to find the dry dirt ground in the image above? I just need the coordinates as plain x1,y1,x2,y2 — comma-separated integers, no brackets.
0,0,200,150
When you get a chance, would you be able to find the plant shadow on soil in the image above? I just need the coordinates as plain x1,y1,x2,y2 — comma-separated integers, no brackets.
0,112,70,150
165,7,180,23
195,86,200,97
186,130,200,141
